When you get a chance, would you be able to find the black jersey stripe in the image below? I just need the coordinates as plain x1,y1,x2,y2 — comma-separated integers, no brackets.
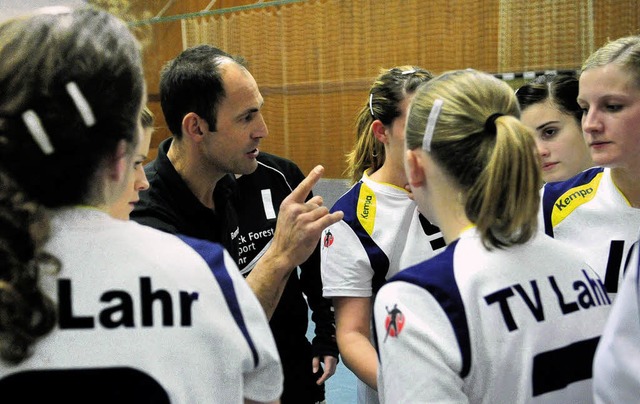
531,336,599,396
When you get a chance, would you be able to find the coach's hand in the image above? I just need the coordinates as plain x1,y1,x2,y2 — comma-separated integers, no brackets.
271,165,344,269
247,165,343,319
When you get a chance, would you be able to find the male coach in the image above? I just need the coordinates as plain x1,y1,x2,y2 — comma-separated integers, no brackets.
234,151,339,403
132,45,342,403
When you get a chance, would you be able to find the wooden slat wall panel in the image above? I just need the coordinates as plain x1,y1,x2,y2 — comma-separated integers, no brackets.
131,0,639,177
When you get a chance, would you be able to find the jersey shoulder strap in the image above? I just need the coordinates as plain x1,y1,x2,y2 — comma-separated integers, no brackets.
541,167,605,236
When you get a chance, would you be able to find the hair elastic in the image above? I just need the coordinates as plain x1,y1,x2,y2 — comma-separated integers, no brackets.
422,99,443,151
22,110,54,155
66,82,95,127
484,113,504,134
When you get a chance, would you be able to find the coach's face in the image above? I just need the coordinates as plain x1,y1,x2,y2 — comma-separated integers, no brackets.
200,61,268,176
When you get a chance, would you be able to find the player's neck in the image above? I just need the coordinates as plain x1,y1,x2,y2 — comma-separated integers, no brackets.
434,205,472,245
368,162,407,189
427,175,471,245
611,167,640,208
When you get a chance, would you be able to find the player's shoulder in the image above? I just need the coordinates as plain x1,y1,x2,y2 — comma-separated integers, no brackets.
391,239,458,289
542,167,605,200
125,222,224,260
541,167,606,230
331,180,364,216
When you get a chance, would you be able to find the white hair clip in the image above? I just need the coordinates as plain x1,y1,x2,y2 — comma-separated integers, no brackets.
422,99,443,151
35,6,72,15
66,82,95,127
22,110,54,155
402,69,416,75
369,93,375,117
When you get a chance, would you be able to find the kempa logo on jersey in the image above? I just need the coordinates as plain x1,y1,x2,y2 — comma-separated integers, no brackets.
361,195,373,219
551,172,602,227
554,188,594,211
357,184,376,235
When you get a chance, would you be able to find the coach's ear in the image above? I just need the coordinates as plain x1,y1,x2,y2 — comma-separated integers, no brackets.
182,112,207,143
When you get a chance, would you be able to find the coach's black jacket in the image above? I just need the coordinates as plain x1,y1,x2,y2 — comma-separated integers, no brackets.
233,151,338,403
133,140,337,403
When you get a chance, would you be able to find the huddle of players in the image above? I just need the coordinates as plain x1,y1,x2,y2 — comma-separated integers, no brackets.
1,6,640,404
321,39,640,404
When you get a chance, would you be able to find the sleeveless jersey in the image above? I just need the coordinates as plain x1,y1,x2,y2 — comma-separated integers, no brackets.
374,228,611,403
540,167,640,295
0,208,282,403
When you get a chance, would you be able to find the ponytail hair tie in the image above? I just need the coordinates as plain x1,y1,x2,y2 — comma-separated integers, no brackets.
484,113,504,134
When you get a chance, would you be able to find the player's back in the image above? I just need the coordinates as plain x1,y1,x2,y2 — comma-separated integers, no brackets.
376,228,611,403
0,208,282,403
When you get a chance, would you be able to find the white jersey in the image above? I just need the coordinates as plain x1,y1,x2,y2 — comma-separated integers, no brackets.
0,208,282,403
321,174,445,298
374,228,611,404
321,174,445,404
539,167,640,295
593,240,640,403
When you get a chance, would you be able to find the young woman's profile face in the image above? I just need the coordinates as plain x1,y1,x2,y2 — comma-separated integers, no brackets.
520,99,592,182
578,64,640,171
108,126,152,220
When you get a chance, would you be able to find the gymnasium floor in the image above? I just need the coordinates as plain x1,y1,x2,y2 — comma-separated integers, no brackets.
325,356,357,403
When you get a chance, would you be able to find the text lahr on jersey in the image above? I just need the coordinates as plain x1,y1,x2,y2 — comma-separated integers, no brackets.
484,269,610,332
58,277,199,329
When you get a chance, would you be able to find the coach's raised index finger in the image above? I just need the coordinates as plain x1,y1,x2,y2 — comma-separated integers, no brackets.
287,165,325,203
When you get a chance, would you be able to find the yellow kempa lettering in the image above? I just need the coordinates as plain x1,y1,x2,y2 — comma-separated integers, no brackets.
551,172,602,227
357,183,376,235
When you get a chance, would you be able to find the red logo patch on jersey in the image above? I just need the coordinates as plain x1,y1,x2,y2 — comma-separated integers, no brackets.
384,304,405,342
323,230,334,248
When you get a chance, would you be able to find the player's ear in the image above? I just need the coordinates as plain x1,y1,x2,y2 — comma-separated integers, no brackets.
372,120,389,144
106,139,129,183
405,148,425,188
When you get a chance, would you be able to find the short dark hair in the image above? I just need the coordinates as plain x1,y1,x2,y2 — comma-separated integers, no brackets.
159,44,245,138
